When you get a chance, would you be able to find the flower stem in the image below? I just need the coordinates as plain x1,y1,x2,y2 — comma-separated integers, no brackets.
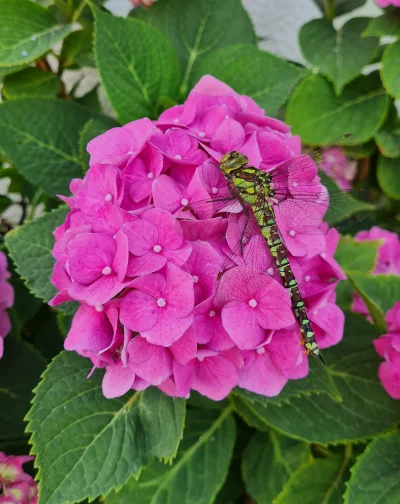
324,0,335,21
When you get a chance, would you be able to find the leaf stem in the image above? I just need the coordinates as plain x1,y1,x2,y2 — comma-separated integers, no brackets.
27,189,43,221
324,0,335,21
71,0,87,23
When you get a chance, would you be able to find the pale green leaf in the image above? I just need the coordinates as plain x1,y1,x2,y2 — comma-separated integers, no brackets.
5,206,68,302
335,235,381,273
107,408,236,504
375,105,400,158
286,73,389,146
0,0,72,66
347,272,400,331
232,312,400,444
242,431,310,504
191,44,308,116
313,0,367,17
377,155,400,200
363,11,400,38
300,18,378,95
3,67,61,99
0,99,92,195
344,430,400,504
381,41,400,100
92,6,180,123
27,351,186,504
134,0,257,96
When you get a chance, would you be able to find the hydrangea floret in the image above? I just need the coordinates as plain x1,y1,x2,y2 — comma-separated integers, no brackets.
50,75,346,401
0,452,38,504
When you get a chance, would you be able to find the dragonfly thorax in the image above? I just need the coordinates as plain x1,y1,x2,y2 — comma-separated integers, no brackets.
220,151,249,174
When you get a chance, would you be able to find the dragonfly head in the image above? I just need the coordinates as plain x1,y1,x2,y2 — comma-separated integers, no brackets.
220,151,248,174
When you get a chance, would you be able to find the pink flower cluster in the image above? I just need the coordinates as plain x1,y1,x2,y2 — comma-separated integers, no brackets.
0,251,14,360
375,0,400,7
374,301,400,399
0,452,38,504
50,75,345,401
321,147,357,191
129,0,155,7
352,226,400,319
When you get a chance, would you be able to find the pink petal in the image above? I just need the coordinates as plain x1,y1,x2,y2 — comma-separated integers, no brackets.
170,327,197,364
120,289,159,333
102,361,136,399
142,309,193,347
221,301,265,349
238,350,288,396
128,337,172,385
192,354,238,400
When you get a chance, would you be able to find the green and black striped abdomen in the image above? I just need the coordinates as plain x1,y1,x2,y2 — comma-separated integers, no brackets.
254,204,323,363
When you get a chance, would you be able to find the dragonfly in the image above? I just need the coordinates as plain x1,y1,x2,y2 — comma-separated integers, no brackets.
183,136,363,364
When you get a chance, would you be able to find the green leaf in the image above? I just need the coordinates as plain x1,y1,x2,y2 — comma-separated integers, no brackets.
107,408,235,504
191,44,309,117
0,99,91,195
344,430,400,504
275,454,349,504
0,314,46,440
313,0,367,17
286,73,389,146
375,105,400,158
75,85,101,114
79,116,118,168
363,11,400,38
381,41,400,100
134,0,257,96
92,6,180,123
0,64,28,79
27,351,186,504
377,155,400,200
5,206,68,302
59,29,92,68
242,431,309,504
347,272,400,330
300,18,378,95
0,0,72,66
335,235,381,273
3,68,62,99
232,312,400,444
343,140,376,159
0,194,12,213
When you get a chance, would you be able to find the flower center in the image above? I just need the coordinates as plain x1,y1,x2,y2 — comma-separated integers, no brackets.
105,193,113,202
211,187,218,194
256,347,265,354
248,298,258,308
102,266,112,275
153,244,162,253
304,275,311,282
192,275,199,283
292,182,298,187
289,230,296,237
320,252,326,258
267,267,274,275
147,172,154,179
174,154,182,160
198,131,205,138
181,198,189,207
127,150,134,155
95,304,104,312
157,297,167,308
209,310,216,317
173,119,180,124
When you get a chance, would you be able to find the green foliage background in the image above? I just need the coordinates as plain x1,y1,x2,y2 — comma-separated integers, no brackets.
0,0,399,503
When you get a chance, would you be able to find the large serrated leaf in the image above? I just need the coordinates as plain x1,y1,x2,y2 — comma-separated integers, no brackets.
0,0,72,66
3,68,62,99
275,454,349,504
133,0,257,96
363,11,400,38
335,235,381,273
5,207,68,302
92,6,180,123
0,314,46,440
286,73,389,146
381,41,400,100
344,430,400,504
242,431,309,504
300,18,379,95
26,351,186,504
0,99,92,195
107,408,236,504
191,44,308,117
232,312,400,444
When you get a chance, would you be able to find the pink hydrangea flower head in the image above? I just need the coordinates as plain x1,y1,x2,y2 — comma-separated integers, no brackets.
0,452,38,503
130,0,155,7
375,0,400,7
374,301,400,399
352,226,400,318
321,148,357,190
51,75,345,401
0,252,14,359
